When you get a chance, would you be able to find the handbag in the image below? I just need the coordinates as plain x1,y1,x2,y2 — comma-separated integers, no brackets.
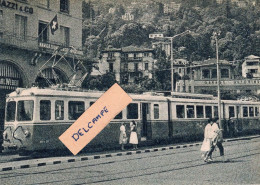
122,136,128,144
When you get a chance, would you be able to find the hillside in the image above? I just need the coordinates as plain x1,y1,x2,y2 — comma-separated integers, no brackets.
82,0,260,61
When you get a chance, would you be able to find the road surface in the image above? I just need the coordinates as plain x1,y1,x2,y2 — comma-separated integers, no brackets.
0,137,259,185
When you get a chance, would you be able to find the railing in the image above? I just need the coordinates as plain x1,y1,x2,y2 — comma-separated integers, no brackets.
193,79,260,86
121,57,142,61
0,32,38,51
121,69,142,73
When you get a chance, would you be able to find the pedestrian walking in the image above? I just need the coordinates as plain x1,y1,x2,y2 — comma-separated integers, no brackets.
129,121,138,150
201,118,213,160
205,118,225,162
119,122,127,150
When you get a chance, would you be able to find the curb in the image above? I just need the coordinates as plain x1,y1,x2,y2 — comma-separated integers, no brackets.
1,135,259,172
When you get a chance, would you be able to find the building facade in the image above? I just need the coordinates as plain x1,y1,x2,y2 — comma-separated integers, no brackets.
0,0,83,141
100,46,155,84
163,2,181,15
242,55,260,78
176,59,260,95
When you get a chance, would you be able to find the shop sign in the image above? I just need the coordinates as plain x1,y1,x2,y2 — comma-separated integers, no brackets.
39,42,83,55
0,0,33,14
0,77,19,87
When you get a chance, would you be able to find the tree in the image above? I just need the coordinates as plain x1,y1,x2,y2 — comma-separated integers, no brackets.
154,48,171,91
101,72,117,90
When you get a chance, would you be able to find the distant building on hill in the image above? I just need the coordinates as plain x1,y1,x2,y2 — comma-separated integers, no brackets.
163,2,181,15
217,0,257,7
100,46,155,84
149,33,164,39
122,13,134,21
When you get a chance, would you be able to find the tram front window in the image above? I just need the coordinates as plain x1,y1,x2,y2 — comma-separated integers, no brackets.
17,100,34,121
6,101,16,122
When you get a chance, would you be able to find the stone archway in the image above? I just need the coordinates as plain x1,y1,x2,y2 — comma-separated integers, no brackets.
0,61,26,108
35,67,69,87
0,60,27,149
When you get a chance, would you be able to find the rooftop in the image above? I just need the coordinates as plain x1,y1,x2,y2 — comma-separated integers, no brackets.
245,55,260,60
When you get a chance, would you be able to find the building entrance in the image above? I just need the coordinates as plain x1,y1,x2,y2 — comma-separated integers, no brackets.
0,61,24,151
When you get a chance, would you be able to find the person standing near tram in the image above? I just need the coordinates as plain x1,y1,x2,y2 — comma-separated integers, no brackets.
119,122,127,150
129,121,138,150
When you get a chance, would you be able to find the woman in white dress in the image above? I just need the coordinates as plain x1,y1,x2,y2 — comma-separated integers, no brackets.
201,118,213,161
129,121,138,150
119,122,127,150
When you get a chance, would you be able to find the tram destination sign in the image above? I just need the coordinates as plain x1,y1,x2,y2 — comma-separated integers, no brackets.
59,83,132,155
0,0,33,14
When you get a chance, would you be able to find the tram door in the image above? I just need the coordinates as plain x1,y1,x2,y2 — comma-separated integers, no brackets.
141,103,151,139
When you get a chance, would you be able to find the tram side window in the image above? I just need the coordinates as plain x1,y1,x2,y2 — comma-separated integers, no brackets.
127,103,138,119
176,105,185,118
17,100,34,121
236,106,240,118
6,101,16,122
249,107,254,117
114,111,122,119
255,107,259,116
214,106,218,118
196,105,204,118
69,101,85,120
55,100,64,120
40,100,51,120
187,105,195,118
243,107,248,117
229,106,235,118
154,104,159,119
205,106,212,118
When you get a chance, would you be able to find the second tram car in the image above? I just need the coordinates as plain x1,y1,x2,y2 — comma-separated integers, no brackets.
2,86,260,153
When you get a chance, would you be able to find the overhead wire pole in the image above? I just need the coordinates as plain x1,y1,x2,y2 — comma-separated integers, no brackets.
164,30,190,92
170,37,174,92
213,31,223,130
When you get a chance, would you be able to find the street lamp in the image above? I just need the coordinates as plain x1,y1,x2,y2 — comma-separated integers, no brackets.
163,30,190,92
213,31,223,130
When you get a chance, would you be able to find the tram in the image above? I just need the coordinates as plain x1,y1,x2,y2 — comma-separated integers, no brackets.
2,86,260,153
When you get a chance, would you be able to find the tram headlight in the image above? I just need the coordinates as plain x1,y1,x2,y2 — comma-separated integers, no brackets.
3,131,8,140
24,129,31,138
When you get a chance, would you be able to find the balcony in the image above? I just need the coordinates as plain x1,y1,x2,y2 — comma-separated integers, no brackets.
107,56,116,62
121,57,142,62
0,31,38,51
0,31,83,57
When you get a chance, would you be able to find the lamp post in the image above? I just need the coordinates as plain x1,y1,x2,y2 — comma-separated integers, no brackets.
163,30,190,92
213,31,223,130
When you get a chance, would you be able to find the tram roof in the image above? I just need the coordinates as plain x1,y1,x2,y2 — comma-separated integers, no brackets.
7,87,260,104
